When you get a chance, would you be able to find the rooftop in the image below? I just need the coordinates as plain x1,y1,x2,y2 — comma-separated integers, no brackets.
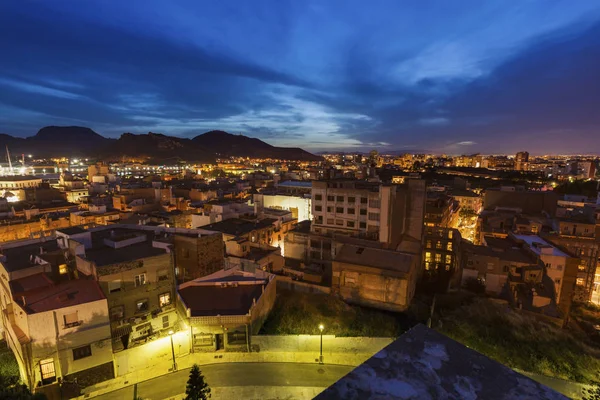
201,217,276,236
56,226,87,235
316,324,566,400
335,244,413,273
513,234,570,258
0,240,61,272
278,180,312,188
84,242,168,266
11,274,105,314
0,175,42,182
178,283,265,317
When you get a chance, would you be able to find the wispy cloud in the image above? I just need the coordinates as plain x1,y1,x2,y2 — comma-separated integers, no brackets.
0,78,83,100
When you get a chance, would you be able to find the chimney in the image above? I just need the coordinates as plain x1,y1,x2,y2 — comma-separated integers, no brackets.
39,246,44,255
21,296,26,306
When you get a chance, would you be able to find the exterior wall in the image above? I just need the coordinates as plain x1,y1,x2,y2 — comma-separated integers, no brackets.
483,190,558,215
254,194,312,222
332,262,415,311
311,181,386,241
173,233,224,283
22,299,113,389
0,217,70,242
94,253,177,346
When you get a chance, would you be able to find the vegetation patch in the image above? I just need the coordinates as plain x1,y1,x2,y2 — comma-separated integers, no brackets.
437,298,600,384
260,289,410,337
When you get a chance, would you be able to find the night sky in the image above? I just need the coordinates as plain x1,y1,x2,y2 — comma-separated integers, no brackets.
1,1,600,154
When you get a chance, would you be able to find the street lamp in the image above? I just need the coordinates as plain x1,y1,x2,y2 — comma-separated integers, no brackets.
319,324,324,364
168,330,177,371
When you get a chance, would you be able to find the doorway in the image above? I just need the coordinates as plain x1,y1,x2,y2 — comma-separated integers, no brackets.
215,334,224,351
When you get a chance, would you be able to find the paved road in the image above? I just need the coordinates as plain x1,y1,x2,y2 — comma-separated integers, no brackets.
95,363,352,400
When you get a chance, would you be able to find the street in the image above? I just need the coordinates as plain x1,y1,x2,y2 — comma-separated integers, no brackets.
94,362,352,400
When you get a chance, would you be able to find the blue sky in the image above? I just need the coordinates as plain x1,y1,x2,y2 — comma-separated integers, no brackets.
1,0,600,154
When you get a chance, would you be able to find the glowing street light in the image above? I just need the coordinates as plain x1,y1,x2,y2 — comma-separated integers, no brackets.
319,324,324,364
168,330,177,371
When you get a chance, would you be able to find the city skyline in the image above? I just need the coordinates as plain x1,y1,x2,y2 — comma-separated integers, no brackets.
1,1,600,154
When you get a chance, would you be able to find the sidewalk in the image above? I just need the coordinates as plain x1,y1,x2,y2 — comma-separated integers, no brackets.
137,386,326,400
77,351,377,399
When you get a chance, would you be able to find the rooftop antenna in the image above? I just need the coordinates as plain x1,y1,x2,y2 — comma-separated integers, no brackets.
6,145,13,175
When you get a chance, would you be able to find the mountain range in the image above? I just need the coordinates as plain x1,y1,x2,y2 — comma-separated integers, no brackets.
0,127,321,162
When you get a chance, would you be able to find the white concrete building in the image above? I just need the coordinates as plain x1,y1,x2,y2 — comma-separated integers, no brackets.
0,239,113,390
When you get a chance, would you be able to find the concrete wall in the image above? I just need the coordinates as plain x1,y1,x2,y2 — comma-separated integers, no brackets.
97,253,175,325
27,298,113,387
252,335,393,355
333,262,414,312
173,233,224,283
275,276,331,295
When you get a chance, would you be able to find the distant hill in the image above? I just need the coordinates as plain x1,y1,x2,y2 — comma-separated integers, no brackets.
192,130,321,161
0,127,321,162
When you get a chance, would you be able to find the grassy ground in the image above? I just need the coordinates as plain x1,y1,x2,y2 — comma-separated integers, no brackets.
0,339,20,380
436,297,600,384
260,289,411,337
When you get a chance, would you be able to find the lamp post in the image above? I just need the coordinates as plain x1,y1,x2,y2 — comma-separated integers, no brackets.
319,324,324,364
168,330,177,371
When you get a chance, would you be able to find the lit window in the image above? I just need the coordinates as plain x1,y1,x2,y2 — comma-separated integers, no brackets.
426,240,432,248
446,255,452,264
159,293,171,307
135,274,146,287
576,278,585,286
447,242,453,252
435,254,442,262
425,252,432,262
59,264,68,275
448,230,453,239
436,241,442,249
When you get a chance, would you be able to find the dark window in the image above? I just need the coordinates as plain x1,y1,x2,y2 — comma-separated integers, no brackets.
136,299,149,313
348,197,356,203
347,221,355,228
336,207,344,213
327,206,332,212
327,195,334,201
315,194,322,201
315,205,322,212
110,306,124,321
73,345,92,360
157,270,169,281
228,331,247,345
162,315,169,328
360,197,368,204
359,209,367,215
347,208,355,214
336,196,344,202
359,222,366,229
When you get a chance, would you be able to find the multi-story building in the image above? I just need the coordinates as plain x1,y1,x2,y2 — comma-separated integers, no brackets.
545,215,599,303
311,179,425,245
0,239,113,391
461,239,538,295
332,244,420,311
423,227,462,285
512,234,579,315
515,151,529,171
71,228,178,351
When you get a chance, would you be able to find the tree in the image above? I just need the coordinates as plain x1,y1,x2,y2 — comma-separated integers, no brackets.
0,374,46,399
185,364,211,400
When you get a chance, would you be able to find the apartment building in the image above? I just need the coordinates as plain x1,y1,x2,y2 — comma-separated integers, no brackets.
0,239,113,391
512,234,579,315
72,228,178,351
